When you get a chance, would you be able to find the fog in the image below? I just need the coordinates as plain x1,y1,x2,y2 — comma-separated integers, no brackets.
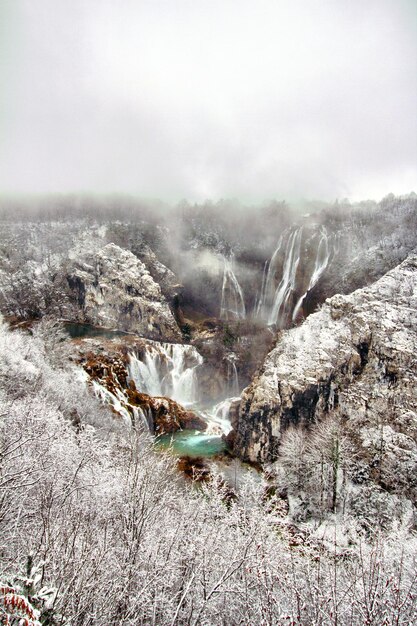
0,0,416,202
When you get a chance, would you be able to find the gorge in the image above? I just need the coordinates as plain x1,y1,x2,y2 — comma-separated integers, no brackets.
1,193,416,624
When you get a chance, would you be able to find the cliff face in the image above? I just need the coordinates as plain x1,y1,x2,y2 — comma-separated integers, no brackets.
231,255,417,464
65,243,181,341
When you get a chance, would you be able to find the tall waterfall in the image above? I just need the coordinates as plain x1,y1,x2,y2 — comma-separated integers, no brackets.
255,225,332,327
268,227,303,327
254,236,285,321
292,226,331,322
254,259,270,317
128,342,203,406
225,353,239,396
220,255,246,320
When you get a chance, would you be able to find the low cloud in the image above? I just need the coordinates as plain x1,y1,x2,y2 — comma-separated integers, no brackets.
0,0,415,202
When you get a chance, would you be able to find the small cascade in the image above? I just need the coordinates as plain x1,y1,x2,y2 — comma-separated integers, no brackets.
128,342,203,406
91,380,132,424
220,255,246,320
268,227,303,327
91,379,151,431
225,353,239,396
203,397,237,436
132,405,153,431
292,226,331,322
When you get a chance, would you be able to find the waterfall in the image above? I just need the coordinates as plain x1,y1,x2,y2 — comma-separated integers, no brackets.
91,380,132,424
92,379,151,430
132,406,152,431
220,255,246,320
254,259,270,317
292,226,331,322
258,235,284,321
225,353,239,396
268,227,303,327
203,397,236,436
255,225,332,327
128,342,203,406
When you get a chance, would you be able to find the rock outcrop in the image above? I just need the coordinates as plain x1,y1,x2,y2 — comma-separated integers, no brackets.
134,244,180,299
65,243,181,341
231,255,417,464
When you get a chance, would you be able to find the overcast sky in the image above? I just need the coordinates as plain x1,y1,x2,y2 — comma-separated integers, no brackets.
0,0,416,202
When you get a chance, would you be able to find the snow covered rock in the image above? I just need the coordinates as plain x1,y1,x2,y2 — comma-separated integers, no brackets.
134,243,180,299
231,255,417,464
65,243,181,341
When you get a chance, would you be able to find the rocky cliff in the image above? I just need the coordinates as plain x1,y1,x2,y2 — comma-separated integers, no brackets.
65,243,181,341
230,255,417,467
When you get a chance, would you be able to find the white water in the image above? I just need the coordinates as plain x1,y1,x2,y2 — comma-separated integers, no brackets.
91,380,132,424
257,236,284,321
256,226,333,327
128,342,203,406
254,259,269,317
225,353,239,396
202,397,237,436
220,255,246,320
292,226,331,322
92,379,152,431
90,338,238,451
268,227,303,327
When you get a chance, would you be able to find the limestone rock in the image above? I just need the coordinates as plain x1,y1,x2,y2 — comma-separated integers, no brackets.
65,243,181,341
134,244,181,299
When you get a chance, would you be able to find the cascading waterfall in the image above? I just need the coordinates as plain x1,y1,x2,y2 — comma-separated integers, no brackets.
268,227,303,327
87,335,239,455
132,406,152,430
128,342,203,406
220,255,246,320
91,378,151,430
292,226,331,322
92,379,132,424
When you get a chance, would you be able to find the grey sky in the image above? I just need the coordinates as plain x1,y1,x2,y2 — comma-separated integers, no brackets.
0,0,416,202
